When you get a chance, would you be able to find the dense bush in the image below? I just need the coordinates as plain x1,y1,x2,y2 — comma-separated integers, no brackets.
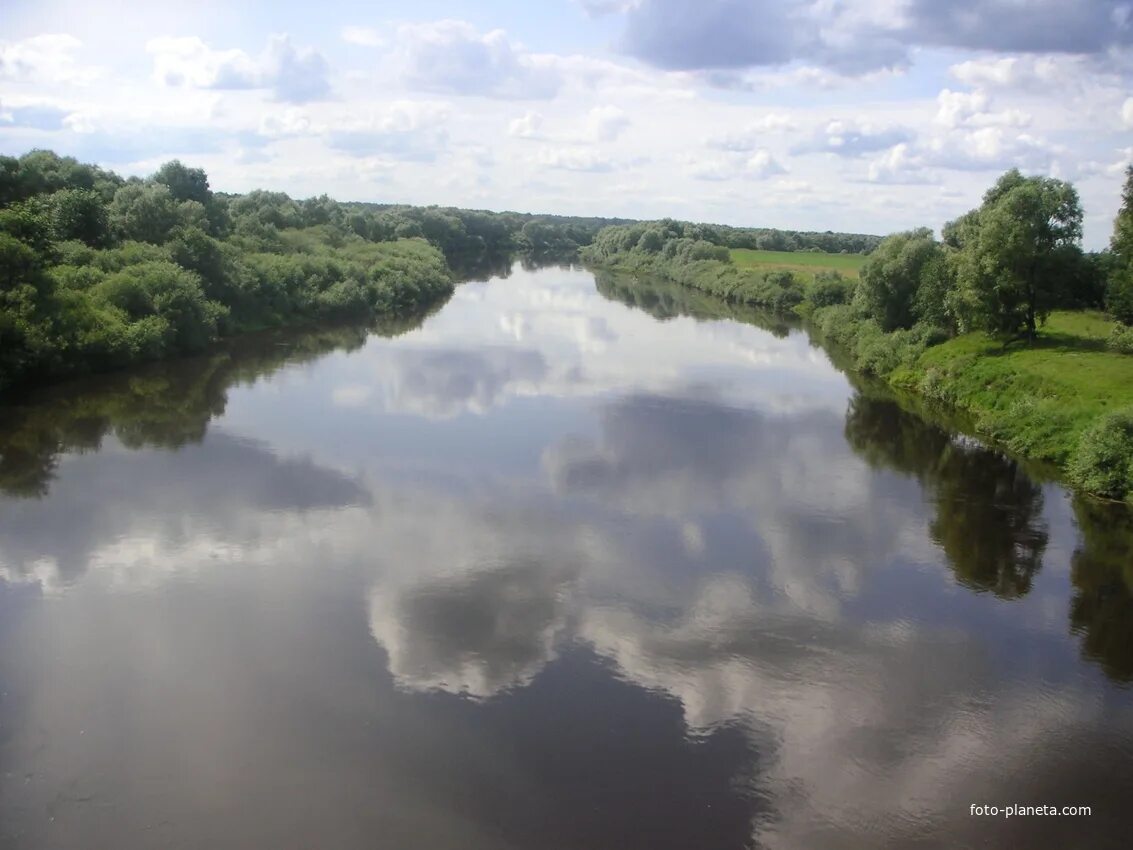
1108,267,1133,326
1108,324,1133,354
805,271,854,307
1068,410,1133,500
0,150,461,393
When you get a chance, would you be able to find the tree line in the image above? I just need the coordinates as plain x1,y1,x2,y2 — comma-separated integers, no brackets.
0,151,459,393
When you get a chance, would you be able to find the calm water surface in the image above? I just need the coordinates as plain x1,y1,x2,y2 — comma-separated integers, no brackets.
1,265,1132,849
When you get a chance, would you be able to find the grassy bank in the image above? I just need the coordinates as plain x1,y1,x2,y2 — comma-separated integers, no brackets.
730,248,866,279
805,303,1133,500
892,311,1133,464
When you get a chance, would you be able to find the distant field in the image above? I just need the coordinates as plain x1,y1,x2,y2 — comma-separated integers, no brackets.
730,248,868,279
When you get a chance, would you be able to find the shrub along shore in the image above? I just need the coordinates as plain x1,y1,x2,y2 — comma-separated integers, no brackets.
0,150,646,395
582,167,1133,503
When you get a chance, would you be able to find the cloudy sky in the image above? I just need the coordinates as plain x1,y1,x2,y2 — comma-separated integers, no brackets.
2,0,1132,247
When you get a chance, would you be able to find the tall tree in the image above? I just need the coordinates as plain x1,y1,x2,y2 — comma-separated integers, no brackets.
853,227,943,331
1106,166,1133,325
951,169,1084,339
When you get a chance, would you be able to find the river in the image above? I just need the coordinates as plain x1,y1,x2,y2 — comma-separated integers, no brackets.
1,263,1131,849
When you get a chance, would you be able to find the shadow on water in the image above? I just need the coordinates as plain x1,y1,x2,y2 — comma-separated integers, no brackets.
0,307,439,500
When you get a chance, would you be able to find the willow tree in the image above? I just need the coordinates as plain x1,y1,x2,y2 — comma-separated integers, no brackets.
950,169,1083,340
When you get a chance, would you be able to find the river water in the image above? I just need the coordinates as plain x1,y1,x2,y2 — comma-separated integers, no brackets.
1,264,1131,849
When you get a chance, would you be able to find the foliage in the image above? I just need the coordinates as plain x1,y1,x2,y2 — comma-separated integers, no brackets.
108,182,186,244
2,148,649,393
1112,166,1133,264
1108,167,1133,325
854,228,945,331
581,222,812,312
1067,409,1133,500
0,150,466,394
1107,266,1133,325
1108,324,1133,354
804,271,854,307
949,169,1085,339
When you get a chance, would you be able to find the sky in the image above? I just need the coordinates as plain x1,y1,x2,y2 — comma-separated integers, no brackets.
1,0,1132,248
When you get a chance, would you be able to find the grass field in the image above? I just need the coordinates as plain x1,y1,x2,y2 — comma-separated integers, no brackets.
895,310,1133,467
730,248,868,279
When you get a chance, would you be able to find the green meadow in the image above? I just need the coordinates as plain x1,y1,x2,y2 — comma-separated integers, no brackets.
893,310,1133,469
730,248,868,279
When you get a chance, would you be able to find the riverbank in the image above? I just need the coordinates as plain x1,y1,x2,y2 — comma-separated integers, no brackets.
582,247,1133,502
807,304,1133,497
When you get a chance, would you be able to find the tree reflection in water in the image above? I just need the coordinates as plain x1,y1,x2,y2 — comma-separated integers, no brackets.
0,315,432,499
845,392,1048,598
1070,498,1133,684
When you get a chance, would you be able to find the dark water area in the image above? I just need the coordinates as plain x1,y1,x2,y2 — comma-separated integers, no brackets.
1,265,1132,849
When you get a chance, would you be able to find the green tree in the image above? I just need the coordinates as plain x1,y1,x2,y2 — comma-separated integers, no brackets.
108,182,183,244
46,188,111,247
153,160,212,207
950,169,1084,339
853,227,944,331
153,160,234,236
1106,166,1133,325
93,261,226,352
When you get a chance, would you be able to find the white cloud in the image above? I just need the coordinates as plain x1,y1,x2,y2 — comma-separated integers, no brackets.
258,106,317,138
794,118,913,157
866,142,930,184
537,146,617,172
3,10,1127,249
706,113,796,151
508,110,544,139
326,100,450,162
934,88,1031,129
585,104,631,141
340,26,385,47
688,157,737,181
686,147,787,181
948,55,1076,92
0,33,97,85
146,34,331,103
390,20,561,99
923,126,1061,172
746,149,787,178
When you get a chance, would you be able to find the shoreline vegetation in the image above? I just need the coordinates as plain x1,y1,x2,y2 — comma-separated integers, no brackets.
0,149,637,396
0,149,884,398
581,166,1133,503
